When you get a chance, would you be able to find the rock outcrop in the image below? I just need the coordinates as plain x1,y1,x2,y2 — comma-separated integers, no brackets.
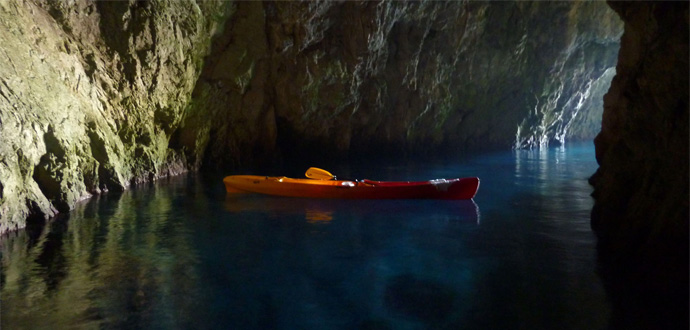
590,2,688,329
0,0,229,233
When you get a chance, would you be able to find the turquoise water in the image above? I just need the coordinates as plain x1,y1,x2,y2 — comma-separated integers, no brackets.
0,143,610,329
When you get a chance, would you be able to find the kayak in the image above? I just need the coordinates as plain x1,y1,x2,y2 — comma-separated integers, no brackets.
223,173,480,200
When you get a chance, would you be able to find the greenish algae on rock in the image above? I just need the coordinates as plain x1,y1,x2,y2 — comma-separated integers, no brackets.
0,0,231,233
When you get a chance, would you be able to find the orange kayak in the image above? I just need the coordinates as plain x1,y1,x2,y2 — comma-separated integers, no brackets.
223,175,480,200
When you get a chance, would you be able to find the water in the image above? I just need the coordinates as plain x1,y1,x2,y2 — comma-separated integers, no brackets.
1,142,610,329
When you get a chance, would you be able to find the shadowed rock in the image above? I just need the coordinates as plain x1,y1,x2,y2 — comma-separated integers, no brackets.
590,1,689,329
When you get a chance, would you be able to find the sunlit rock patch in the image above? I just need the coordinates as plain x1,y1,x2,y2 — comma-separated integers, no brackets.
0,0,229,232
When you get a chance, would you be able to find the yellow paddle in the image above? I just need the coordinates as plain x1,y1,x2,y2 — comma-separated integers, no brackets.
305,167,335,180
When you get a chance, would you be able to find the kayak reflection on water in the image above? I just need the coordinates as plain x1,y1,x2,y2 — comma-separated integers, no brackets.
305,210,334,223
224,195,481,225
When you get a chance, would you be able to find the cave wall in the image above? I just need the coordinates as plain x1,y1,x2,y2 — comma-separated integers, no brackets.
178,1,622,167
0,0,230,233
1,0,622,232
590,2,688,327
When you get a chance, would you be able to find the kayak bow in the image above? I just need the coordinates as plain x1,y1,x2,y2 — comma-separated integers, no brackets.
223,175,479,200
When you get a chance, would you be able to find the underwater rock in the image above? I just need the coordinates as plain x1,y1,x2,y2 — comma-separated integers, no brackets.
384,274,457,324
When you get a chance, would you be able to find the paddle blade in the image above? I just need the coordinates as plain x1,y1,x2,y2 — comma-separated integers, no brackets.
305,167,335,180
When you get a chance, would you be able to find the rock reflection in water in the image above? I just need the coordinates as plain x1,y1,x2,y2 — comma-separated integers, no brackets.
0,183,202,329
1,144,610,329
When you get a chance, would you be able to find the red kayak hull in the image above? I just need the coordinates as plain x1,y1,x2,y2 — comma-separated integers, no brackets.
223,175,480,200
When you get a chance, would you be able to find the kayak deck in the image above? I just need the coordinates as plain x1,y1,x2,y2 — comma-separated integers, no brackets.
223,175,480,200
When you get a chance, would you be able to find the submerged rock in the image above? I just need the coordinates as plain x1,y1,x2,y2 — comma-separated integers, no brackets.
384,274,457,324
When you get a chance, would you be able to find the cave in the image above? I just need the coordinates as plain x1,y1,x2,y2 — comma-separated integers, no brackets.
0,1,687,329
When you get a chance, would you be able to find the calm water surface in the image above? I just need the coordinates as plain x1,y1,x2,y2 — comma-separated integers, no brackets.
1,143,610,329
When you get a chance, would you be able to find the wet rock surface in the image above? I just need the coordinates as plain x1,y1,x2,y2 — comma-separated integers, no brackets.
590,2,689,329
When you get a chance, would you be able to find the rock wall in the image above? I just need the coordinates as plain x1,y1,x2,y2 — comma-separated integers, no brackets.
590,2,688,328
1,0,622,232
0,0,229,233
178,1,622,167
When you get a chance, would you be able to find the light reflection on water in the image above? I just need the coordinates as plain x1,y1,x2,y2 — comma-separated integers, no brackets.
1,142,609,329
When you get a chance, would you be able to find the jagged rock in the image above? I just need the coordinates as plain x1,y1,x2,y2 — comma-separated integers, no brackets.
0,0,230,233
180,1,622,168
590,2,688,328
